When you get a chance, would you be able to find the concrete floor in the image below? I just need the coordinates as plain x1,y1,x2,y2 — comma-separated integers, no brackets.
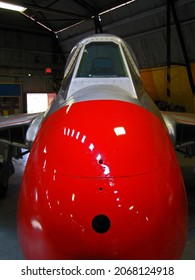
0,152,195,260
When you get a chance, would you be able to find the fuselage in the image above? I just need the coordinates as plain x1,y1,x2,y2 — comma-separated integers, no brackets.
17,34,187,259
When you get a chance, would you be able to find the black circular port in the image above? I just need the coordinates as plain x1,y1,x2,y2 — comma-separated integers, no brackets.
92,214,111,234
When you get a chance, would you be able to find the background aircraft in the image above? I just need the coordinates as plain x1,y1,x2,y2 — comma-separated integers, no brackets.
0,34,195,259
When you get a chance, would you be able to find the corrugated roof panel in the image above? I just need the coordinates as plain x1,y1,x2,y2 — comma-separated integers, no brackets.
127,32,167,68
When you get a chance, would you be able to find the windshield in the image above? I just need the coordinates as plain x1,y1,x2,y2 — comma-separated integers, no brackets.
76,42,128,78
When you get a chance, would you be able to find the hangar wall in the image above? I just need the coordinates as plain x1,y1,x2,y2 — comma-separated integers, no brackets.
0,29,64,95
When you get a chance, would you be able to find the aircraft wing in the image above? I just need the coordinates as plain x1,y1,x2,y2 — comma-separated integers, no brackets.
161,111,195,155
0,113,41,149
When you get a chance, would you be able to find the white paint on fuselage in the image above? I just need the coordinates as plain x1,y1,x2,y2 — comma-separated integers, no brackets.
66,77,136,100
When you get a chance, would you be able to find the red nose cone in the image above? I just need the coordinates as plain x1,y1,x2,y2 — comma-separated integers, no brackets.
18,100,187,259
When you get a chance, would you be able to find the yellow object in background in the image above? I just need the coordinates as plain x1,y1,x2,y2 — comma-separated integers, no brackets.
140,64,195,113
3,110,9,116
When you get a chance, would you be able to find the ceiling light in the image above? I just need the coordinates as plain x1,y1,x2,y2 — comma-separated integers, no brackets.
0,1,26,12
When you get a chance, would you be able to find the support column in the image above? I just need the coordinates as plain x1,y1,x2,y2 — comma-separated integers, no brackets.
166,0,171,98
170,0,195,96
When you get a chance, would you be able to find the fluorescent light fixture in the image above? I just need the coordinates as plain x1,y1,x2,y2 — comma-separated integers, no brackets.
0,1,26,12
55,19,86,34
100,0,136,16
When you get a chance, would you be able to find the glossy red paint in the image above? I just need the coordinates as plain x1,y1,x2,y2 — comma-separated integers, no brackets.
17,100,187,259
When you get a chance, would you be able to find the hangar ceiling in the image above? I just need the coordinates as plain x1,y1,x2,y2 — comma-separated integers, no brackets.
1,1,138,33
1,0,195,68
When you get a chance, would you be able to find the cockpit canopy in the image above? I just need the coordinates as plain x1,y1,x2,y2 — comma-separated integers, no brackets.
46,34,163,124
60,34,142,100
76,42,128,78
